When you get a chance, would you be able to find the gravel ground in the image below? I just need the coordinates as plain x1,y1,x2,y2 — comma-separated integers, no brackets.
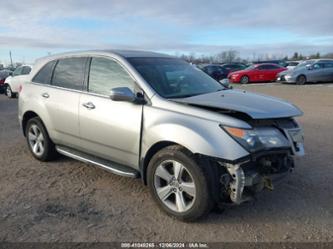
0,83,332,242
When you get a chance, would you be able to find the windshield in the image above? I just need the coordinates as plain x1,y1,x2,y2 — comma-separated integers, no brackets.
128,57,225,98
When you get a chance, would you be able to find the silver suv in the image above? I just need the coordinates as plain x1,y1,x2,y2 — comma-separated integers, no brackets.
19,50,304,221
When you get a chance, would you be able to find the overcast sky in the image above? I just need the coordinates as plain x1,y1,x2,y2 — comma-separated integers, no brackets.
0,0,333,63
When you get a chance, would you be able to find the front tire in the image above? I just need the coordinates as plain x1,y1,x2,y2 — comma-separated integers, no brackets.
5,85,14,98
25,117,58,161
240,75,249,84
296,75,306,85
147,145,214,221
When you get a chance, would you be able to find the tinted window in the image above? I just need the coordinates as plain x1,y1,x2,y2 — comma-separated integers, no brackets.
88,57,134,95
33,61,57,84
52,57,87,90
324,62,333,68
22,66,31,75
258,64,279,70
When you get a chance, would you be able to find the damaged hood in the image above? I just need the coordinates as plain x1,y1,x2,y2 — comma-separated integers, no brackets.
174,89,303,119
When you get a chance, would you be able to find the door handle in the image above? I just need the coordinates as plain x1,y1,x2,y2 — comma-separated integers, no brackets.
82,102,95,110
41,93,49,98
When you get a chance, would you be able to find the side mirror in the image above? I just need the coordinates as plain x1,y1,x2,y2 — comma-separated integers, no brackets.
110,87,136,102
306,65,313,70
9,72,13,76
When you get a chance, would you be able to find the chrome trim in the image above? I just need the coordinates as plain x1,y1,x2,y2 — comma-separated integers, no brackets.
56,146,137,178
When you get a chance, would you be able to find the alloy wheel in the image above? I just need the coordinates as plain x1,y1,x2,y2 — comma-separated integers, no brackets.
154,160,196,213
28,124,45,157
6,86,12,98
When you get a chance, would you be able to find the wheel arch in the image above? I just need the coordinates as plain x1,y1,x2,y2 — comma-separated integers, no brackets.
140,141,192,185
22,111,42,136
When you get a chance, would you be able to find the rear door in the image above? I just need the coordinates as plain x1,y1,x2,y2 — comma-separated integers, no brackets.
38,57,88,148
79,56,143,168
267,64,283,81
322,62,333,82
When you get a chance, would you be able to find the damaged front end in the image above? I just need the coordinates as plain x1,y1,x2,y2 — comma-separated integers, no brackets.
216,118,304,205
218,151,294,204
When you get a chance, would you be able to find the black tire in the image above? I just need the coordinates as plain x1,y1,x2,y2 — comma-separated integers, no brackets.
296,75,306,85
25,117,58,161
240,75,249,84
5,85,14,98
147,145,214,221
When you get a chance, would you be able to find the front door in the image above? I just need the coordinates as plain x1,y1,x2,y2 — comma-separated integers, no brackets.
79,57,143,169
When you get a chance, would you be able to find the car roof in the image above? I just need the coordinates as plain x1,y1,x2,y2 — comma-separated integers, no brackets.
37,50,172,61
253,63,280,67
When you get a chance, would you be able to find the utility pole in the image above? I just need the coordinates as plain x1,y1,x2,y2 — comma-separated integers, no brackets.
9,51,13,68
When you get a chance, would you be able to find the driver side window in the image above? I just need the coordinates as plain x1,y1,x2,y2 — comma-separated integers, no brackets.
88,57,135,95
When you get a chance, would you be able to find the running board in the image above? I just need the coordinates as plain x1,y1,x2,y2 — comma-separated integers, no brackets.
56,146,139,178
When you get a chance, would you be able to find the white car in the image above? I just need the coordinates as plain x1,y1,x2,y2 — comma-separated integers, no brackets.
4,65,32,98
286,61,302,70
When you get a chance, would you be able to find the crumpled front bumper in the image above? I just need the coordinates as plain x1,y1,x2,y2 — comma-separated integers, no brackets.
218,150,295,204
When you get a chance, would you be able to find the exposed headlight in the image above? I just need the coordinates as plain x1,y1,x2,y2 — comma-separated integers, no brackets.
222,126,290,152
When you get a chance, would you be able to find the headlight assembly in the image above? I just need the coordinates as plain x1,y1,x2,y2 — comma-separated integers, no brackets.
222,126,290,152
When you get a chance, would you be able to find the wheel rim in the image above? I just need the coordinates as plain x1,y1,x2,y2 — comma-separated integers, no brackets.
299,76,305,84
6,87,11,97
241,76,248,84
28,124,45,157
154,160,196,213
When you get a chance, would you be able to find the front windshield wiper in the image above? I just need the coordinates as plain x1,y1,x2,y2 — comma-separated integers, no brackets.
168,94,201,99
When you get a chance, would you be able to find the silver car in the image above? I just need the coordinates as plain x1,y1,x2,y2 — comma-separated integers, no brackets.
278,59,333,85
19,50,304,221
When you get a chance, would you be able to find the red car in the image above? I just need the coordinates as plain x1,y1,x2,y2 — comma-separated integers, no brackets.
228,63,287,84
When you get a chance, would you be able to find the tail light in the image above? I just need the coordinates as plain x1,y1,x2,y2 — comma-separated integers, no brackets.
0,79,4,85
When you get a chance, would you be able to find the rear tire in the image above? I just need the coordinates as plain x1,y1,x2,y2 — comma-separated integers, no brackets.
296,75,306,85
147,145,214,221
25,117,58,161
240,76,249,84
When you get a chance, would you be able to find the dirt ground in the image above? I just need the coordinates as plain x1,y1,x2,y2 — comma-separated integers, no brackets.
0,83,332,242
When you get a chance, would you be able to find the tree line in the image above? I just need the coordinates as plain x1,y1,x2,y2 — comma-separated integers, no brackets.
177,50,333,64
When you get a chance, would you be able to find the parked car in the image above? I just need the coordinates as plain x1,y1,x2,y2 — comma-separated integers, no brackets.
199,64,230,81
277,60,314,83
0,69,13,94
252,60,288,67
228,63,287,84
220,63,247,72
279,59,333,85
19,50,304,221
286,61,302,70
4,65,32,98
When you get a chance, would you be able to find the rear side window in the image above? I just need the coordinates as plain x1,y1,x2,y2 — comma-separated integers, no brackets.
33,61,57,84
88,57,134,95
13,66,23,76
22,66,31,75
52,57,87,90
324,62,333,68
